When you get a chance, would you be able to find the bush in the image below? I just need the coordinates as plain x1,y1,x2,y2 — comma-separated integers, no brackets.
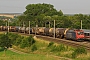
27,35,35,46
72,51,77,58
47,42,54,47
13,35,36,49
15,36,24,46
50,44,66,52
50,45,56,52
8,33,19,45
72,47,87,58
0,33,12,49
20,37,30,48
57,44,66,51
0,47,4,52
47,42,66,52
31,44,37,52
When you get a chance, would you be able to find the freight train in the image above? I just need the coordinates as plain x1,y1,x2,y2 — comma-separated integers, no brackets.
0,26,90,41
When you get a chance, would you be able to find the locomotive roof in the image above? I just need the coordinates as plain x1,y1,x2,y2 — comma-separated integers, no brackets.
82,29,90,33
67,30,75,32
67,29,83,32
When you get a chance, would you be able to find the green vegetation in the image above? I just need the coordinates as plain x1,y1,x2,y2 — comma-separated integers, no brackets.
47,42,67,52
0,32,90,60
0,33,11,49
0,50,56,60
0,47,4,52
47,42,54,47
20,36,35,49
72,47,87,58
0,33,12,56
31,44,37,52
17,3,90,29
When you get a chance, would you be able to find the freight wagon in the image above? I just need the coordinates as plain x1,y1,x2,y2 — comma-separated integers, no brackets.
25,27,32,34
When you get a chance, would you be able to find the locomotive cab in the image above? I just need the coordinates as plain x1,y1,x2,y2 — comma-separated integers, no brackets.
75,30,84,40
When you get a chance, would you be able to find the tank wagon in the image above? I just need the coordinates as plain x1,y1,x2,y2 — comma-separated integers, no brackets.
33,27,50,36
44,28,50,36
32,27,40,34
32,27,46,35
2,26,8,31
15,26,20,32
9,26,19,32
55,28,69,38
32,27,36,34
49,28,54,37
25,27,32,34
38,27,46,35
19,27,26,33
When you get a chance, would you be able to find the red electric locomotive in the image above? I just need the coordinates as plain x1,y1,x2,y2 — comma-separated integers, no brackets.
66,29,84,40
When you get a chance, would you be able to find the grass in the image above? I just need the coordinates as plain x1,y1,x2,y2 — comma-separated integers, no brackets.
0,32,5,34
33,37,90,60
0,50,57,60
74,52,90,60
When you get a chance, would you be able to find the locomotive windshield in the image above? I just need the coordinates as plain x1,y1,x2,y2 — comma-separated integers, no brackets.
77,32,84,35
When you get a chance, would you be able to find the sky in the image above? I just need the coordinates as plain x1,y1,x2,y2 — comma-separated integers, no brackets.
0,0,90,14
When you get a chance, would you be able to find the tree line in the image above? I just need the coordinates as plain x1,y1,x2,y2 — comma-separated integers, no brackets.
17,3,90,29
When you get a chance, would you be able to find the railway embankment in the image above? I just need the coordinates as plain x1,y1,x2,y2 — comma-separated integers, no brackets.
0,31,90,60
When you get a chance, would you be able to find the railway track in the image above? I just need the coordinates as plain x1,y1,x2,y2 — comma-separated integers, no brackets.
1,31,90,51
